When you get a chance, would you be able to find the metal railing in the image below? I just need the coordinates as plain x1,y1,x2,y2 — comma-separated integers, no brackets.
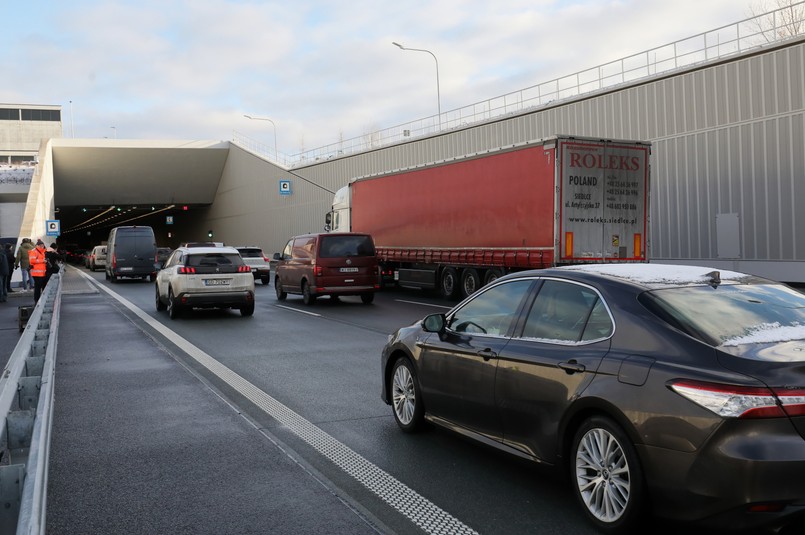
0,274,61,535
234,1,805,168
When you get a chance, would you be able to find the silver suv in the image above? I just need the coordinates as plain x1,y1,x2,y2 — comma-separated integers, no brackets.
234,246,271,285
155,246,255,319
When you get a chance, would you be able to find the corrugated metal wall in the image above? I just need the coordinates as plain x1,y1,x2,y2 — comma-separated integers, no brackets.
225,37,805,281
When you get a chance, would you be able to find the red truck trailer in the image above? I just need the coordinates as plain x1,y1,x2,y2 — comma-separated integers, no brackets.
326,135,651,299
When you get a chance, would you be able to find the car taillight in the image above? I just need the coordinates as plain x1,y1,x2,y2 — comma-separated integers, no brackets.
238,265,250,273
315,266,323,277
670,380,805,419
178,266,196,274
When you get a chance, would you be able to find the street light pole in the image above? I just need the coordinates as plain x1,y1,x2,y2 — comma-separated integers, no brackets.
110,126,117,139
392,42,441,129
243,114,278,158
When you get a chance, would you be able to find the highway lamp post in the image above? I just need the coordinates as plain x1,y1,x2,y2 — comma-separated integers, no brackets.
243,114,278,159
110,126,117,139
392,42,441,129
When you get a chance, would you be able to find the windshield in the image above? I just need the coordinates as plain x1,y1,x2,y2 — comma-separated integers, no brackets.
640,283,805,346
238,248,263,258
187,253,244,267
319,235,375,258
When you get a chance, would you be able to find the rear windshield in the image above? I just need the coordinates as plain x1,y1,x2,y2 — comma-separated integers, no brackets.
238,248,264,258
186,253,244,267
639,283,805,346
126,234,155,252
319,235,375,258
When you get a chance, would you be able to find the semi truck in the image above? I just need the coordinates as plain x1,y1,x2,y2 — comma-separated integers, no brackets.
326,135,651,299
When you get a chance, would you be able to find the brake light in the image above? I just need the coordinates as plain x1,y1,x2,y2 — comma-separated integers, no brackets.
238,265,250,273
670,380,805,419
178,266,196,274
315,266,323,277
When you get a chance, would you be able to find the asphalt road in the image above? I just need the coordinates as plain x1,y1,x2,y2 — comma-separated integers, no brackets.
43,265,758,535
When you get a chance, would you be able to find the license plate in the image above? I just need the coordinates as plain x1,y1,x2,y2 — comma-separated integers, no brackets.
119,267,133,272
204,279,231,286
340,267,359,273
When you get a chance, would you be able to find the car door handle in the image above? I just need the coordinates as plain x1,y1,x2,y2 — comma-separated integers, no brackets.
558,360,585,374
477,348,498,361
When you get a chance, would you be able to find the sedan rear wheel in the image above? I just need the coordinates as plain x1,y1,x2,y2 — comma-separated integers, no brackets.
240,303,255,317
391,358,424,433
571,416,644,533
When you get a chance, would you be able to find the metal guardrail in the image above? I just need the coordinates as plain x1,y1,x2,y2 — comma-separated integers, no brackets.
0,274,61,535
233,1,805,168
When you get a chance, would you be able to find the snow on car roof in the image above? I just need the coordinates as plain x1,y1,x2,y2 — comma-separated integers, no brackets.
560,263,749,285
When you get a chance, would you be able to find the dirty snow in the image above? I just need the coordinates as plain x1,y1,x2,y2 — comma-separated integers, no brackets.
561,263,747,285
721,322,805,347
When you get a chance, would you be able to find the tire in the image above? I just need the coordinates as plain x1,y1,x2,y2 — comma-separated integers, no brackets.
484,268,504,285
168,288,181,319
240,303,255,317
155,284,166,311
274,276,287,300
460,268,481,298
110,273,117,283
149,273,156,282
440,267,459,300
261,275,270,285
571,416,645,534
390,358,424,433
360,292,374,304
302,281,316,305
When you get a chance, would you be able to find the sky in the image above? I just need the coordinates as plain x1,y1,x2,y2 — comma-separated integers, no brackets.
3,0,759,156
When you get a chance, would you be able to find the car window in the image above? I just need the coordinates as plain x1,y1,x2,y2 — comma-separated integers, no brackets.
522,280,609,343
448,280,533,337
165,251,182,267
319,235,375,258
292,237,315,260
186,253,243,267
640,283,805,347
281,240,292,259
238,248,263,258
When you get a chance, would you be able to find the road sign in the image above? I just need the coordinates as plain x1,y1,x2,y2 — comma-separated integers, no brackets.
279,179,292,195
46,220,60,236
166,215,174,225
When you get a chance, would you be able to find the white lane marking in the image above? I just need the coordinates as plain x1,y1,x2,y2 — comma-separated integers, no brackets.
274,304,322,317
394,299,452,309
74,270,478,535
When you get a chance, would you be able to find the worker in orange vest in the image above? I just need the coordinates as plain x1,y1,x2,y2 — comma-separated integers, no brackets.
28,239,48,304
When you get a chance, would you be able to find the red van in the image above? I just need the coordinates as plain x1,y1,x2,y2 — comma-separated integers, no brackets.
273,233,379,305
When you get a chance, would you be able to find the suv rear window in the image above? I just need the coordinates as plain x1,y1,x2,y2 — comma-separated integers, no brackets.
319,235,375,258
186,253,244,267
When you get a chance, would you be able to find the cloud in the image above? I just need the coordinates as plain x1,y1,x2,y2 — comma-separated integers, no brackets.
3,0,751,151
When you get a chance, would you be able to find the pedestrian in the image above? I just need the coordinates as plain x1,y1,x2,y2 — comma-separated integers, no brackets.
15,238,34,291
3,243,14,293
28,239,48,304
0,243,8,302
45,242,63,285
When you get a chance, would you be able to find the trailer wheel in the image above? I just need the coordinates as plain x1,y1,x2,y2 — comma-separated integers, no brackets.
484,269,504,285
460,269,481,298
440,267,459,300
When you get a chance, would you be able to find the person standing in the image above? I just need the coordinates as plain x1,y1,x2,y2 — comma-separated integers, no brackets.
0,243,8,302
28,239,48,304
15,238,34,291
45,243,63,285
3,243,14,293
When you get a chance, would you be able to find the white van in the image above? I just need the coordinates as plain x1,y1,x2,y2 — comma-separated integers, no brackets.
89,245,107,271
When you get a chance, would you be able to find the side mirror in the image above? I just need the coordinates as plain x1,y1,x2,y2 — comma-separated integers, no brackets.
272,252,282,261
325,212,332,226
422,313,446,334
